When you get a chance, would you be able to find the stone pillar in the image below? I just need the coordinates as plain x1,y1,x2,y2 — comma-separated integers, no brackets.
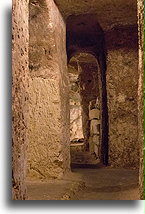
137,0,144,200
106,25,139,168
12,0,29,200
28,0,70,179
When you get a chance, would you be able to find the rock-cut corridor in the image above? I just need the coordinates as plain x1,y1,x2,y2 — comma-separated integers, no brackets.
12,0,144,200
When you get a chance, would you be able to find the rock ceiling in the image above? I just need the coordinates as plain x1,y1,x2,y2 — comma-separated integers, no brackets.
54,0,137,30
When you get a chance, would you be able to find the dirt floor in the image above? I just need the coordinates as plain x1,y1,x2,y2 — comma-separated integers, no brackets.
26,165,139,200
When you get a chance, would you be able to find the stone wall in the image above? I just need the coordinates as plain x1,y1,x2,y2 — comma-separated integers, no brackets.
12,0,29,199
89,100,101,159
70,104,83,141
28,0,70,179
137,0,144,199
68,58,100,152
106,26,139,168
69,71,84,141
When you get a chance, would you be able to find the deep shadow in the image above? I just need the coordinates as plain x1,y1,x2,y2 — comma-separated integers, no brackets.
71,163,104,169
66,14,109,166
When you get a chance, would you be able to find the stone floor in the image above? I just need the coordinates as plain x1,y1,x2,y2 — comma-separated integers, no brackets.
26,166,139,200
71,167,139,200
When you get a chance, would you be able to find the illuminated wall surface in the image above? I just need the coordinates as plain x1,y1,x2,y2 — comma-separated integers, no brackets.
144,1,145,200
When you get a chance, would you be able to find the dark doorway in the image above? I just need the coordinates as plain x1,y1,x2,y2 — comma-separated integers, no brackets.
66,14,109,166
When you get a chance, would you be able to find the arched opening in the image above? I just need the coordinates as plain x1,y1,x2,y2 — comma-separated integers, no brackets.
68,53,102,167
66,14,109,166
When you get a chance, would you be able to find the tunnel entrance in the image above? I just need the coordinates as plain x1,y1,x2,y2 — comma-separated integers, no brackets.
68,53,103,167
66,15,109,166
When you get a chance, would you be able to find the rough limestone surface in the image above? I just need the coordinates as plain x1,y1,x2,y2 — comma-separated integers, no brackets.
12,0,29,199
69,71,84,141
54,0,140,168
137,0,144,199
28,0,70,179
28,0,140,176
70,104,84,141
106,27,139,168
68,55,100,150
55,0,137,31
